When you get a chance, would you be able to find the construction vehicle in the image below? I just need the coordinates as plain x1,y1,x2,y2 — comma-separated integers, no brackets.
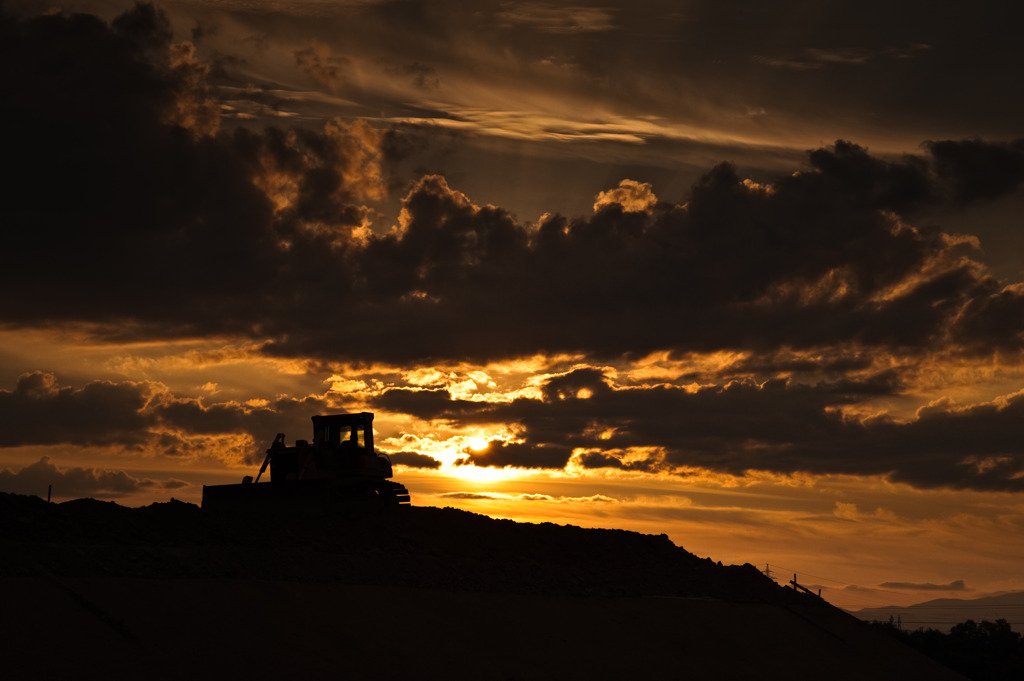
201,412,410,510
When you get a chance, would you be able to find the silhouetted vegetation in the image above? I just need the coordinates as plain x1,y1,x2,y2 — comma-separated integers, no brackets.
870,617,1024,680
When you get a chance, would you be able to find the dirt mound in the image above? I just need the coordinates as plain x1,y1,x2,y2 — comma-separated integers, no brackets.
0,493,966,680
1,492,795,602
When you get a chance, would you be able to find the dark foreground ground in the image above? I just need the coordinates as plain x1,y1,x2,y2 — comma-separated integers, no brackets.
0,493,966,680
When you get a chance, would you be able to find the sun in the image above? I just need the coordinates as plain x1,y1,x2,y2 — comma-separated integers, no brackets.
467,436,489,451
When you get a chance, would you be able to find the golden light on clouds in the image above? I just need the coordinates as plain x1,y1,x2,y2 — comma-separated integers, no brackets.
593,179,657,213
624,350,752,383
165,41,220,138
6,0,1024,624
446,463,519,483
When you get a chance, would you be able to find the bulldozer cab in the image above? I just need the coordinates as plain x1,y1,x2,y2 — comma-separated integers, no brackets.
257,412,388,484
312,412,374,452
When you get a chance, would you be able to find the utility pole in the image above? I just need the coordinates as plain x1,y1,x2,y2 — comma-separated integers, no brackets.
788,574,823,600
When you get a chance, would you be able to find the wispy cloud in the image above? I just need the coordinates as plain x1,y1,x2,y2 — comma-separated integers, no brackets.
438,491,617,503
494,3,617,34
755,44,931,71
879,579,969,591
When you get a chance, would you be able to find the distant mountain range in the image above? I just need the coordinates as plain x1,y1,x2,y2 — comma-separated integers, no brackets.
851,591,1024,632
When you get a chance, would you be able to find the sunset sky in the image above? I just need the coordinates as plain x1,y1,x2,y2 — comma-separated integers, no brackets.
3,0,1024,612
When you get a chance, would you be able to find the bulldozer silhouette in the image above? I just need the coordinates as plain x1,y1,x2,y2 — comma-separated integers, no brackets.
201,412,410,510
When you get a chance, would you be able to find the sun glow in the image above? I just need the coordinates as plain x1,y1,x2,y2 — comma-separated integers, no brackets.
444,463,516,483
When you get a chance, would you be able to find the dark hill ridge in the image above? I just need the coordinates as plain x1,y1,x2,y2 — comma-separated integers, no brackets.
0,493,966,680
1,493,786,600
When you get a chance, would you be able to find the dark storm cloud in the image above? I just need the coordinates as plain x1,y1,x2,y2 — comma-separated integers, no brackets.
381,369,1024,492
261,137,1024,364
265,149,1023,364
387,451,442,469
729,352,893,390
372,388,460,420
0,456,187,499
0,371,317,462
926,139,1024,204
4,5,1024,367
0,3,379,334
0,372,154,448
453,440,573,469
576,451,659,473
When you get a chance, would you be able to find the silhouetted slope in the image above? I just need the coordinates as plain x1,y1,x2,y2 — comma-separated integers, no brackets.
0,494,793,600
0,493,966,680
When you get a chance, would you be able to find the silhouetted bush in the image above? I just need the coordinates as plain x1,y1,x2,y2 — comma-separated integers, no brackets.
870,618,1024,681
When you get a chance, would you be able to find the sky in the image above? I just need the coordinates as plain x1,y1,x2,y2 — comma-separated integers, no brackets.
2,0,1024,613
